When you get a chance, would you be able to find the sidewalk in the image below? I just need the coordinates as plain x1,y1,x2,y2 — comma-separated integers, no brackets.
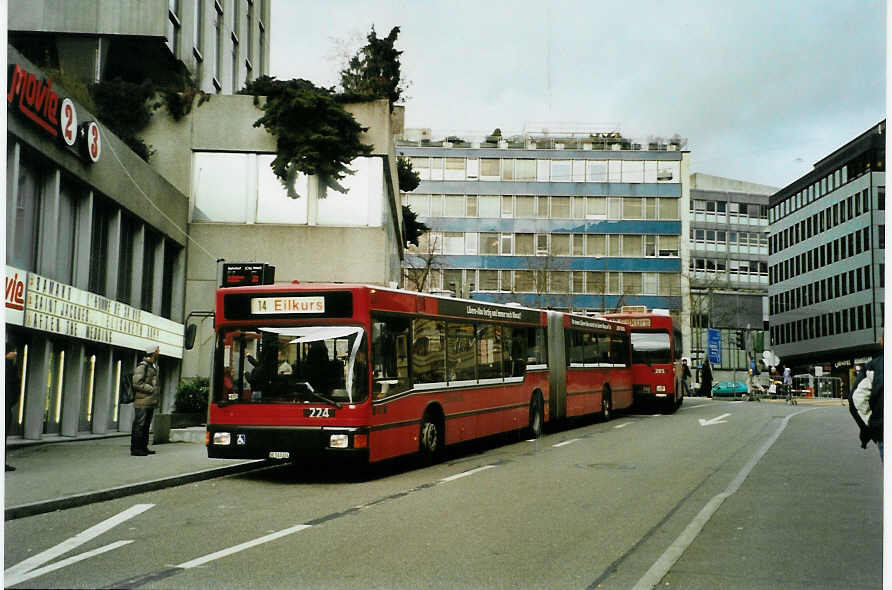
4,430,264,520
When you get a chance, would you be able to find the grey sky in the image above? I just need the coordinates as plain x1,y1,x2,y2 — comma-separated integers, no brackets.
270,1,885,189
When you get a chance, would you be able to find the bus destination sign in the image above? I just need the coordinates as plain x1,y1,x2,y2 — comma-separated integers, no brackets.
251,296,324,315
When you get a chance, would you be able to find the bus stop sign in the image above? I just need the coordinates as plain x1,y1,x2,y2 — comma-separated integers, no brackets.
707,328,721,365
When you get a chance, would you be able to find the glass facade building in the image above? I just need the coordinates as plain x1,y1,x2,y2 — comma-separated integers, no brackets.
768,121,885,385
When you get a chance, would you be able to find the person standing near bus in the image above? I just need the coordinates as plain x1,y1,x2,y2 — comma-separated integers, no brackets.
681,358,692,396
700,359,713,398
131,345,160,456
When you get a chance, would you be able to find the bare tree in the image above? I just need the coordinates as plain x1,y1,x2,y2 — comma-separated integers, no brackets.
403,232,442,292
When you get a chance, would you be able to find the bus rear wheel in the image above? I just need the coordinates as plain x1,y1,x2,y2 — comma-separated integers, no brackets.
600,390,613,422
528,395,544,439
419,411,444,464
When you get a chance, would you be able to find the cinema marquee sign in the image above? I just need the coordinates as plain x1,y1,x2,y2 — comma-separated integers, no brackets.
7,64,102,163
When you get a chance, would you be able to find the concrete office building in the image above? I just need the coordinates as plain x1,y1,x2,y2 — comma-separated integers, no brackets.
5,0,270,440
9,0,270,96
397,127,691,354
6,46,188,439
688,173,775,379
142,97,405,379
768,121,885,385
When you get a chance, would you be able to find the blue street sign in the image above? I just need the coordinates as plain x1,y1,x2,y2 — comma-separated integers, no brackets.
707,328,721,365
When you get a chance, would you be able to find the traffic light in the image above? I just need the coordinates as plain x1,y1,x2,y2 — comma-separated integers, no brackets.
735,330,745,349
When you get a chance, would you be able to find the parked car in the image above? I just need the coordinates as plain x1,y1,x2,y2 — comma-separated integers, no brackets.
712,381,748,396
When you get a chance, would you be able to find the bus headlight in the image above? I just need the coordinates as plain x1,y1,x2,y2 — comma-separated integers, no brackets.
213,432,231,445
330,434,349,448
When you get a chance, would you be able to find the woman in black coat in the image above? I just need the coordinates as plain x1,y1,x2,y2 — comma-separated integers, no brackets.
700,359,713,398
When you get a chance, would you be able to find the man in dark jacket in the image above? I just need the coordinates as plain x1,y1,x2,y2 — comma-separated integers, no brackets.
131,345,160,456
850,338,883,460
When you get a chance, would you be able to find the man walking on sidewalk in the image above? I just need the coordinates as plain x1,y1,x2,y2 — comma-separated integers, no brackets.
131,345,160,456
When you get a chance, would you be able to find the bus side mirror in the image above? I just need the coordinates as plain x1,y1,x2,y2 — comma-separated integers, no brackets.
184,324,197,350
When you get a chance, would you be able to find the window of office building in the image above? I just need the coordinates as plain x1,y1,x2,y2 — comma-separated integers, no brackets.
465,195,478,217
536,159,550,181
444,195,464,217
586,197,607,219
586,160,608,182
501,159,514,181
572,160,586,182
621,160,644,183
515,233,534,255
586,234,606,257
429,158,444,181
551,234,570,256
140,229,159,311
443,232,465,255
502,195,513,217
167,0,181,56
623,235,642,256
659,198,679,219
551,197,570,218
212,1,223,89
478,195,499,218
479,270,499,291
586,272,606,294
623,197,642,219
660,235,679,256
8,150,42,271
444,158,464,181
516,195,535,217
117,214,136,304
515,159,536,181
623,272,642,294
161,240,179,318
89,197,111,295
480,233,499,255
480,158,499,180
550,271,570,293
551,160,571,182
56,180,80,285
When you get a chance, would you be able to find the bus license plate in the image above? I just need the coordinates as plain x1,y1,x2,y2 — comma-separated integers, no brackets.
269,451,290,459
304,408,335,418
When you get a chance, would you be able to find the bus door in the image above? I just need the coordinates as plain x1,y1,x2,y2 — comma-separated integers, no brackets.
546,311,567,421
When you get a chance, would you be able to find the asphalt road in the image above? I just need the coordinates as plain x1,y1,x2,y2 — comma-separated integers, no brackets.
4,398,882,589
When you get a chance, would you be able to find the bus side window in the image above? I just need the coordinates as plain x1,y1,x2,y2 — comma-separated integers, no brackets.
371,316,411,398
526,327,547,366
503,326,527,377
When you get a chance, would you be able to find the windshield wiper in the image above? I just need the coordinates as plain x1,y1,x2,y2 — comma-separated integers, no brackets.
294,381,342,409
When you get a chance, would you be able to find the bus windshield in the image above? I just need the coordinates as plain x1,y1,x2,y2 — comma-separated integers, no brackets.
218,326,368,405
630,331,671,364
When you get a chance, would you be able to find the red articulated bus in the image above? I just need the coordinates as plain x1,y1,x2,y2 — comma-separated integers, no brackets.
603,307,683,413
206,282,633,465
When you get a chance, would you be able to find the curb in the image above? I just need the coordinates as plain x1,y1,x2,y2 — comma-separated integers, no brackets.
5,460,269,521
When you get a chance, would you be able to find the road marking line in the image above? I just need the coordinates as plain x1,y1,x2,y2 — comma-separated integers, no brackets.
6,541,134,586
688,404,707,409
632,408,816,590
177,524,313,569
553,438,581,447
4,503,154,581
439,464,496,483
614,423,631,429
